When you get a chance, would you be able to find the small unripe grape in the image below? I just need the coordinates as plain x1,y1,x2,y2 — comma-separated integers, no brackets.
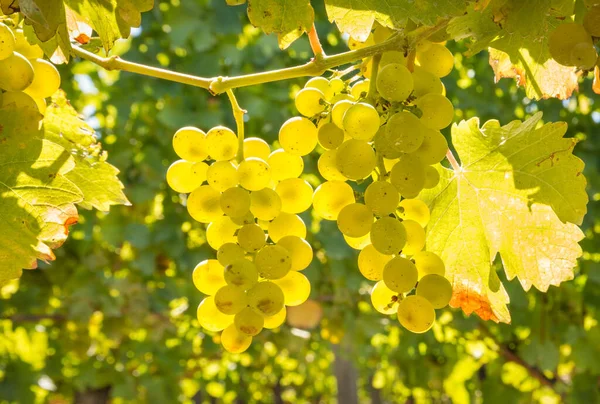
383,256,418,293
376,63,414,101
570,42,598,70
370,216,407,255
279,117,318,156
318,122,345,149
416,274,453,309
342,102,380,140
424,165,441,189
328,77,345,95
397,295,436,333
206,126,239,161
295,87,326,117
172,126,208,162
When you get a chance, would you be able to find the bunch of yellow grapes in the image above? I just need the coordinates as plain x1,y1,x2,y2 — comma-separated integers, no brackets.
0,22,60,115
549,6,600,71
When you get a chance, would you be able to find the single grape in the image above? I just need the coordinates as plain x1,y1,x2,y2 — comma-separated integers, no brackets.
318,149,347,181
166,160,205,193
570,42,598,70
412,251,445,279
584,5,600,36
318,121,345,149
411,128,448,165
197,297,234,332
390,155,426,198
187,185,223,223
250,188,282,221
173,127,208,162
279,117,318,156
312,181,356,220
344,233,371,250
350,79,370,99
364,181,400,216
13,29,43,59
416,43,454,78
342,102,380,140
0,91,39,112
401,219,426,256
192,259,227,295
370,217,407,255
328,77,345,94
331,99,354,128
398,199,430,228
23,58,61,99
237,157,271,191
224,259,259,289
207,160,239,192
0,22,16,60
237,223,266,253
336,139,377,180
220,187,251,218
295,87,326,117
337,203,373,238
275,178,314,214
268,212,307,242
376,63,414,102
206,126,239,161
268,148,304,180
214,284,247,315
234,307,264,336
416,93,454,130
247,281,285,316
243,137,271,161
221,324,252,353
358,244,392,281
373,126,404,159
371,281,399,315
263,307,287,329
206,216,240,250
549,23,593,66
305,76,334,100
382,256,418,293
424,165,441,189
411,66,443,98
385,111,426,153
217,243,246,267
397,295,436,333
276,235,313,271
0,52,34,92
416,274,453,309
273,271,311,306
255,245,292,279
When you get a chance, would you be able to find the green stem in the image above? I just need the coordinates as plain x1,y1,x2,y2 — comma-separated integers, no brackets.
226,89,246,163
367,53,382,102
376,152,387,180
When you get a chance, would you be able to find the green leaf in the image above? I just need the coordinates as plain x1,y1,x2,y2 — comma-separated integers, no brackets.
246,0,315,49
419,113,587,323
19,0,66,41
324,0,468,41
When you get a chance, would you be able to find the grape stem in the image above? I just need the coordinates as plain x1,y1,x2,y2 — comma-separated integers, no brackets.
367,53,382,103
445,148,460,171
376,152,387,180
226,89,246,163
71,20,448,95
308,23,326,58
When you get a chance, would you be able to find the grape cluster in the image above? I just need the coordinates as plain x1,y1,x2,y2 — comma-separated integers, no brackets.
549,8,600,71
0,22,60,115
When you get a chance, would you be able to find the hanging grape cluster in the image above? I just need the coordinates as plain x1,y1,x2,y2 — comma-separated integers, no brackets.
549,6,600,70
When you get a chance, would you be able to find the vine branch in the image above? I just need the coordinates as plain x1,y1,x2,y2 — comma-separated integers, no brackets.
226,89,246,163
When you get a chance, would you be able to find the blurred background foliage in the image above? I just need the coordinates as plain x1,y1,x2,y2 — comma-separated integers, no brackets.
1,0,599,403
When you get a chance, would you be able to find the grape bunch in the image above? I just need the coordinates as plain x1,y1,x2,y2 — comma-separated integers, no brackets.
0,21,60,115
549,7,600,71
167,119,319,352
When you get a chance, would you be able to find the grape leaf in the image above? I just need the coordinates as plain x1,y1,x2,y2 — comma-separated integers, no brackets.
419,113,587,323
246,0,315,49
324,0,468,41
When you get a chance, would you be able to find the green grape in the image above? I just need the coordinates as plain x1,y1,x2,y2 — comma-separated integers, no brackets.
305,76,334,100
383,256,418,293
206,126,239,161
255,245,292,279
0,23,16,60
371,281,399,315
237,224,266,253
217,243,246,267
396,295,436,333
412,128,448,165
237,157,271,191
358,244,392,281
221,324,252,353
295,87,326,117
263,307,287,329
380,51,406,68
386,111,425,153
275,178,313,214
220,187,251,218
376,63,414,102
1,91,39,112
344,233,371,250
350,79,370,99
373,126,403,159
243,137,271,161
584,5,600,36
331,99,354,128
416,274,453,309
328,77,345,95
424,165,440,189
336,203,373,237
231,211,256,226
390,155,426,198
570,42,598,70
273,271,311,306
207,160,239,192
318,149,346,181
416,93,454,130
268,148,304,180
370,216,407,255
224,259,258,289
398,199,430,228
276,236,313,271
166,160,204,193
247,281,285,316
268,212,306,242
312,181,356,220
23,58,61,99
549,23,593,66
197,297,234,332
214,285,247,315
279,117,318,156
413,251,445,279
250,188,282,221
206,216,240,250
13,30,43,59
187,185,223,223
318,121,345,149
364,181,400,216
411,66,443,99
401,219,426,256
234,307,264,336
342,102,380,140
416,43,454,78
192,259,227,295
0,52,34,92
336,139,376,180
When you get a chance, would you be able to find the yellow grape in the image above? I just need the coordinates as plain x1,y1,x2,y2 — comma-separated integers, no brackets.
237,223,266,253
274,271,311,306
172,126,208,162
187,185,223,223
336,203,373,237
0,52,34,92
383,256,418,293
220,186,250,218
243,137,271,161
358,244,392,281
237,157,271,191
411,66,443,98
364,180,399,216
268,212,307,242
376,63,413,102
192,259,227,295
0,22,16,60
370,281,398,315
221,324,252,353
344,233,371,250
231,211,256,226
250,188,282,221
398,199,430,228
13,29,43,59
397,295,436,333
279,117,318,156
166,160,204,193
206,126,239,161
318,149,346,181
206,216,240,250
380,51,406,68
263,307,287,329
312,181,355,220
342,102,380,140
295,87,326,117
318,121,345,149
207,160,239,192
549,23,593,66
276,235,313,271
197,297,234,332
412,128,448,165
217,243,246,267
370,216,407,255
350,79,370,99
416,93,454,130
424,165,440,189
390,155,426,198
416,43,454,78
386,111,425,153
247,281,285,316
570,42,598,70
268,148,304,180
584,5,600,36
255,245,292,279
224,259,258,289
331,99,354,128
1,91,39,112
412,251,445,279
373,126,403,159
336,139,376,180
287,300,323,329
24,58,61,99
234,307,264,336
214,285,247,315
328,77,345,95
275,178,313,214
416,274,453,309
305,76,334,100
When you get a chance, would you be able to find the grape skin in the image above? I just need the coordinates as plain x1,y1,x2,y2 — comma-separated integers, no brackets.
416,94,454,130
268,212,307,242
192,259,227,295
275,178,314,214
400,219,426,256
247,281,285,316
263,307,287,329
398,199,430,228
214,284,247,315
243,137,271,161
318,121,345,149
273,271,311,306
207,160,239,192
416,274,453,309
0,52,34,92
224,259,259,289
385,111,425,153
234,307,264,336
0,22,16,60
416,43,454,78
172,126,208,162
221,324,252,353
370,281,398,315
237,157,271,191
370,217,407,255
396,295,436,333
24,58,61,99
166,160,204,193
390,155,426,198
364,181,400,216
331,100,354,128
337,203,373,238
358,244,392,281
206,126,239,161
187,185,223,223
412,128,448,165
335,139,377,180
412,251,445,279
237,223,266,253
279,117,318,156
295,87,326,117
312,181,356,220
220,187,251,218
255,245,292,279
376,63,414,102
383,256,418,293
342,102,380,141
276,235,313,271
250,188,282,221
318,149,347,181
197,297,234,332
217,243,246,267
268,149,304,180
